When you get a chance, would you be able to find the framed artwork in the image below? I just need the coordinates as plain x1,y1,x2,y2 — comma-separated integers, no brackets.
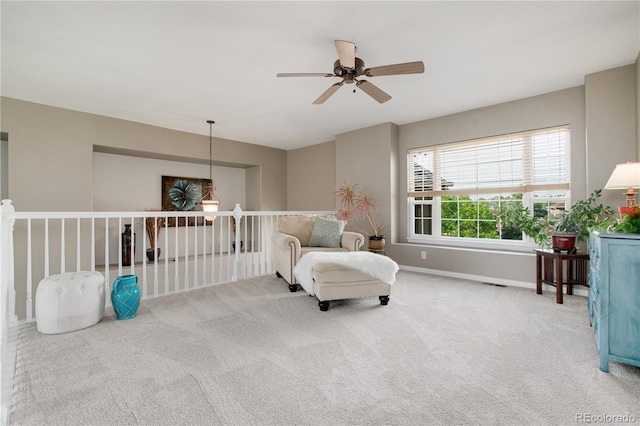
161,175,212,227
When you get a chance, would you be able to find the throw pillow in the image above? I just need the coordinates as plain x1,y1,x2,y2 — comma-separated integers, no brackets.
308,217,346,248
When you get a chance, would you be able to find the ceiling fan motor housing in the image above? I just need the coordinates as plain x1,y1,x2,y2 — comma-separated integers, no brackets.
333,58,365,81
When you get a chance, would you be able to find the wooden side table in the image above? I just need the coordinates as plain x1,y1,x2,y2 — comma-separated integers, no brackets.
535,249,590,304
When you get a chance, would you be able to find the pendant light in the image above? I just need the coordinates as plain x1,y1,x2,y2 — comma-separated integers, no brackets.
202,120,220,221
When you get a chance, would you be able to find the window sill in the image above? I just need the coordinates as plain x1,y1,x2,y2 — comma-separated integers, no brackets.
405,236,538,254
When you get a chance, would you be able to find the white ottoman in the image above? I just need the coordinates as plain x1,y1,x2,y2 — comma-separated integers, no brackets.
312,263,391,311
36,271,106,334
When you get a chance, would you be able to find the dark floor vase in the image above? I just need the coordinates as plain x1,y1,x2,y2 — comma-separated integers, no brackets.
146,247,161,262
111,274,140,320
121,224,136,266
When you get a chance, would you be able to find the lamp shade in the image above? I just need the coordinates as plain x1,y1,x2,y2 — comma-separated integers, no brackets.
605,162,640,212
202,199,219,222
604,162,640,189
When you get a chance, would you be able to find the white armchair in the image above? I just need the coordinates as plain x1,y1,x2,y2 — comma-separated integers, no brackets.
272,215,364,292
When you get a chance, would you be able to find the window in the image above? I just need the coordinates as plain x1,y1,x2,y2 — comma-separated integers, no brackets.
407,126,570,245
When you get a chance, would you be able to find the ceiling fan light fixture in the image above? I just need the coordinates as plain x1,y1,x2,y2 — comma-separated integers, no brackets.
334,39,356,69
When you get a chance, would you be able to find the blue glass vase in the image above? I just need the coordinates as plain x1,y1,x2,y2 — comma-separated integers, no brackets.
111,274,140,320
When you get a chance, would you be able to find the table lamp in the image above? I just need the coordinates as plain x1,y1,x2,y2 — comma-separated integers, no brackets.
604,161,640,216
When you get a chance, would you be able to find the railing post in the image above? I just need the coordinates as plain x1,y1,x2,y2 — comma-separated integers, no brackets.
0,199,15,426
1,199,17,426
1,199,17,332
232,203,242,281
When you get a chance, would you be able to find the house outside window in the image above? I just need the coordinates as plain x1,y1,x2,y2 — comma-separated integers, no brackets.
407,125,570,248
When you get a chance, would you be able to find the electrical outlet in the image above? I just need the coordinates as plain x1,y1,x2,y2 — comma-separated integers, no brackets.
421,251,427,260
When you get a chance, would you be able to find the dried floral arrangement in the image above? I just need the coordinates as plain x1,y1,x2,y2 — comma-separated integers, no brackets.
335,179,385,238
145,209,166,249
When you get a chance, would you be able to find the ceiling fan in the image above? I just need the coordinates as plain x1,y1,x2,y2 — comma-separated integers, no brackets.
276,40,425,104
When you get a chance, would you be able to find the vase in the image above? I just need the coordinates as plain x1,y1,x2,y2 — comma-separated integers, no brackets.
121,224,136,266
368,235,385,254
111,274,140,320
551,231,577,253
146,247,161,262
618,206,640,218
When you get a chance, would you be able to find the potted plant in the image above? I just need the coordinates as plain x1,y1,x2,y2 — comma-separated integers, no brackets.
335,180,386,252
498,189,613,252
145,209,166,262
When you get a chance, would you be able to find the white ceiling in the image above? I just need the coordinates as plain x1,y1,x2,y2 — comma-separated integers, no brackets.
2,1,639,151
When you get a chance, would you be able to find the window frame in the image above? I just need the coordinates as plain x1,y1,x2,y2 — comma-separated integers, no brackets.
406,126,571,250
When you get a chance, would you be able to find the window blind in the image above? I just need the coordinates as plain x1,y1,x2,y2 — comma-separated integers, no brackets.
408,126,570,198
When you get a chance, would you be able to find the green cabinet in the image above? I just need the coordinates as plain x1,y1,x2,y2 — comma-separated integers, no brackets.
589,231,640,372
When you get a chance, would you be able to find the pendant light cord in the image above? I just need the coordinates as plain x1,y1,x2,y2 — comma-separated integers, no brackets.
207,120,215,197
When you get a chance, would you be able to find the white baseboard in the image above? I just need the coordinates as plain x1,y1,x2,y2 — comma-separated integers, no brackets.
398,265,589,298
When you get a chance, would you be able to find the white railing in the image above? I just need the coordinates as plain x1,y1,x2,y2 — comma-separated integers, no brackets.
1,202,336,323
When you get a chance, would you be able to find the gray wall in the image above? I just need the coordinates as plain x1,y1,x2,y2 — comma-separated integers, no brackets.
637,52,640,159
1,97,288,212
286,141,335,211
585,64,637,209
335,123,398,239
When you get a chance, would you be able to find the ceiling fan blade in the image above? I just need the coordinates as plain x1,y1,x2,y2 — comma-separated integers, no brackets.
312,82,344,105
334,40,356,69
356,80,392,104
364,61,425,77
277,73,335,77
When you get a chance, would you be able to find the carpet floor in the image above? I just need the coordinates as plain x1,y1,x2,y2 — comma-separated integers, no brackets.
9,270,640,425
